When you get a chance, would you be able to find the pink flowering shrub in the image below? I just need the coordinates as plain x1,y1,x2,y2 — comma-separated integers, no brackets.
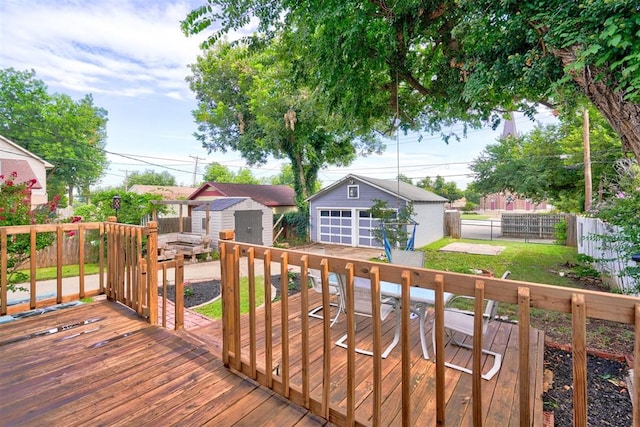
0,172,60,291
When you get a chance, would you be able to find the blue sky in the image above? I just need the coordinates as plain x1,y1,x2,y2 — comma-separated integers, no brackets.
0,0,556,190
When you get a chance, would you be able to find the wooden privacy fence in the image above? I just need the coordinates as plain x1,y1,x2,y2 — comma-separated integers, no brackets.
1,222,106,316
576,216,636,293
501,213,564,239
218,235,640,426
444,210,461,238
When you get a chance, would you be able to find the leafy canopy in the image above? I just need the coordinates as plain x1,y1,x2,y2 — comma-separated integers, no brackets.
469,106,624,212
0,68,109,205
186,39,383,208
127,169,177,188
183,1,640,161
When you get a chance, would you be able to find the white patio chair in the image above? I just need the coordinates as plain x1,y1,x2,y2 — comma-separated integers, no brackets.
307,247,344,327
433,270,511,380
336,276,400,358
389,248,432,359
308,271,344,327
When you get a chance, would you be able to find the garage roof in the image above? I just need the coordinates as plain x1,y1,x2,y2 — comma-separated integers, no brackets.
308,174,448,203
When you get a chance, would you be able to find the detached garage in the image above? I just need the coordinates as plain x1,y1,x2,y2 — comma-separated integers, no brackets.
307,174,448,248
192,197,273,248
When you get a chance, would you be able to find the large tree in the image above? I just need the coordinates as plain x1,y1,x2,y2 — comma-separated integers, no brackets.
0,68,108,205
183,1,640,162
470,106,623,212
186,41,383,208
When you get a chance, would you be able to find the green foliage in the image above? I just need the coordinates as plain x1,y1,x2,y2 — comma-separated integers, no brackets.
462,201,477,213
186,40,383,209
126,169,176,187
554,220,567,245
202,162,260,185
80,189,164,225
369,199,415,249
470,106,624,212
0,172,59,290
280,211,309,241
183,1,640,162
590,160,640,291
0,68,109,203
416,175,463,202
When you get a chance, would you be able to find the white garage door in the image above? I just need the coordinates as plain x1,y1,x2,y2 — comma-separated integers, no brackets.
357,210,383,248
318,210,353,245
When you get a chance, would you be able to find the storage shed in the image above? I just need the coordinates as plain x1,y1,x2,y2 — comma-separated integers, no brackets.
307,174,448,248
192,197,273,248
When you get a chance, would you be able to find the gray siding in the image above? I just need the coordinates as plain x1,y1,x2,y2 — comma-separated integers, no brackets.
191,198,273,249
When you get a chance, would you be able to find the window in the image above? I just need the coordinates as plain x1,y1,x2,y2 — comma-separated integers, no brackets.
347,185,359,199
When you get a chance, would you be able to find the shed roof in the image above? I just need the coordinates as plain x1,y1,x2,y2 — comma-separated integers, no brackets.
192,197,248,211
308,174,448,203
189,182,296,207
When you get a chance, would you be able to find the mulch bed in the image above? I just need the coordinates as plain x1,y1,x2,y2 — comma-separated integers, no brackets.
543,345,631,426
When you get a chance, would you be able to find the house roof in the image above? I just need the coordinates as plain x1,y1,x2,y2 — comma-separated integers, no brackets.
193,197,249,211
0,134,54,168
128,185,197,200
0,159,43,189
308,174,448,203
189,182,296,207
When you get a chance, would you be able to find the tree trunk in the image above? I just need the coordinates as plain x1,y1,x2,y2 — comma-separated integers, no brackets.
553,46,640,163
67,186,74,206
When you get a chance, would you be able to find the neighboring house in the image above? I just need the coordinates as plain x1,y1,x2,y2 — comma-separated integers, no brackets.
480,192,548,212
307,174,448,249
188,182,297,215
191,197,273,248
0,135,54,208
128,185,197,217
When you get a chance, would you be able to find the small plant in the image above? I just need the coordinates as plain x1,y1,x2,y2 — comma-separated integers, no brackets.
183,281,194,297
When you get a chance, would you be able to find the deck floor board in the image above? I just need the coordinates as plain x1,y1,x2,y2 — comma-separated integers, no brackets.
1,291,544,426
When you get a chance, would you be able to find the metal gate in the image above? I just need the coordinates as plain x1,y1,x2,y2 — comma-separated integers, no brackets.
234,210,263,245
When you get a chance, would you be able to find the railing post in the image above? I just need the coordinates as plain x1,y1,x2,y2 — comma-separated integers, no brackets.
175,254,185,330
219,230,236,368
572,293,587,425
147,221,158,325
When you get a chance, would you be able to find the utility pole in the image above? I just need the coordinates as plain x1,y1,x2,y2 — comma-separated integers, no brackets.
119,169,129,191
583,109,592,212
189,155,205,186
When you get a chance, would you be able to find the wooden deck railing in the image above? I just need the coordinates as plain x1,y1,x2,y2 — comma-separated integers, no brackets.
158,254,185,330
1,221,107,315
1,220,160,326
218,237,640,426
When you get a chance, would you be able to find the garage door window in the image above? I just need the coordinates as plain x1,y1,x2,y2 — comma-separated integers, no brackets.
318,210,352,244
358,210,383,247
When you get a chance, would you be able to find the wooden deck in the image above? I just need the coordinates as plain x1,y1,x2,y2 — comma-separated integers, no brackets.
0,301,328,426
188,291,545,426
0,292,545,426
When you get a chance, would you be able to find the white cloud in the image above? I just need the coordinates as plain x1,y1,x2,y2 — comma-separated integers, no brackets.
0,0,208,98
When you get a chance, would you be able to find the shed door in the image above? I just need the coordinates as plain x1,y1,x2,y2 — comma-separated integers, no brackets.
234,210,263,245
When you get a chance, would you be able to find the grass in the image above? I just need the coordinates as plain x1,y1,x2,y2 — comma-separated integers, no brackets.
420,237,578,287
193,276,266,319
460,214,493,220
14,264,101,283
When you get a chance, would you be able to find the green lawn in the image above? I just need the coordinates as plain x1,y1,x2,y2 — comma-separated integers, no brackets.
460,214,493,220
194,277,266,319
15,264,101,283
420,238,578,287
